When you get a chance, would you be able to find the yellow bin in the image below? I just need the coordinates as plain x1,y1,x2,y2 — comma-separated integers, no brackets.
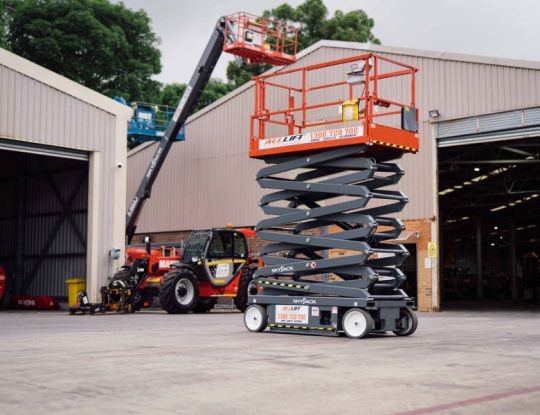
65,278,86,307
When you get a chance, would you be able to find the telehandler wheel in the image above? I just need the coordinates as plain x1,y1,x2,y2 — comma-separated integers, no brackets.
342,308,373,339
194,297,217,313
159,269,199,314
244,304,268,332
393,308,418,337
234,268,255,312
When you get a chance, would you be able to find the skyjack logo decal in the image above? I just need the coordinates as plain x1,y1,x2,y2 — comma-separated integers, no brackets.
292,297,317,305
259,125,364,150
271,265,294,273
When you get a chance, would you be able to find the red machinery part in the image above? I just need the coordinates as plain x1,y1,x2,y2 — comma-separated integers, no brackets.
0,266,6,301
10,295,60,310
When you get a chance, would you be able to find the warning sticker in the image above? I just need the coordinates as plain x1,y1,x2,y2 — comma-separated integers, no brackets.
215,263,230,279
275,305,309,324
259,125,364,150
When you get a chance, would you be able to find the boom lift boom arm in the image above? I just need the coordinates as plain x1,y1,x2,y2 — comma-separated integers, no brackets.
126,18,237,243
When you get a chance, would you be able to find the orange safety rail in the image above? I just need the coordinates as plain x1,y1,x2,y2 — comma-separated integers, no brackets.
249,53,419,158
224,12,298,66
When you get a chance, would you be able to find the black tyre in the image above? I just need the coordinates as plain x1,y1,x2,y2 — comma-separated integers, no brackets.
159,269,199,314
194,297,217,313
109,267,130,288
244,304,268,332
234,268,256,313
342,308,374,339
393,308,418,336
133,291,154,312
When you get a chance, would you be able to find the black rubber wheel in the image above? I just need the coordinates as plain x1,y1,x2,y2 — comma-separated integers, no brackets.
244,304,268,332
109,268,130,288
159,269,199,314
234,268,256,313
194,297,217,313
393,308,418,336
342,308,374,339
133,291,154,312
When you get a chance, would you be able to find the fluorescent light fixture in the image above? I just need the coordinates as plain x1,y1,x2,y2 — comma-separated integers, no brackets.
490,205,507,212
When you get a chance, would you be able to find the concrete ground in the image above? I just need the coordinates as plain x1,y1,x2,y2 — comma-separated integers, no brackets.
0,309,539,415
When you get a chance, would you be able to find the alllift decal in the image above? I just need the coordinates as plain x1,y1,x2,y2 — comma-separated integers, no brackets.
259,125,364,150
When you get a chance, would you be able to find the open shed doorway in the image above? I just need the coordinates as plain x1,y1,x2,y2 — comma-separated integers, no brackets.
0,147,88,306
438,138,540,309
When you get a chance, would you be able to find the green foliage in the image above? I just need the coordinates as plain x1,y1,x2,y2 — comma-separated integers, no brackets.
227,0,380,87
5,0,161,102
0,0,16,48
157,78,233,113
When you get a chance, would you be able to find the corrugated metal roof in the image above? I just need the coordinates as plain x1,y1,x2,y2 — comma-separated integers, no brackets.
0,47,132,119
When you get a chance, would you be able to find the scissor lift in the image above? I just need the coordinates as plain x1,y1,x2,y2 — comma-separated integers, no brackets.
244,53,420,338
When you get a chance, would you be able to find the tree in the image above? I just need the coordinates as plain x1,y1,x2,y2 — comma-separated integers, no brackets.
158,78,233,113
5,0,161,102
0,0,17,48
227,0,380,87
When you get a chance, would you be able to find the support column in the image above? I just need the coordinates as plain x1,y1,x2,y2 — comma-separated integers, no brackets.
86,152,101,302
14,153,26,294
476,217,483,300
510,219,517,301
431,218,440,311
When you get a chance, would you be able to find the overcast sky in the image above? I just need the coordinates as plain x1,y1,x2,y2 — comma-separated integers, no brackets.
117,0,540,85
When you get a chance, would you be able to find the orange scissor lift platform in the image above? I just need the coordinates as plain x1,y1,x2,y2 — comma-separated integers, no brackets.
249,53,419,159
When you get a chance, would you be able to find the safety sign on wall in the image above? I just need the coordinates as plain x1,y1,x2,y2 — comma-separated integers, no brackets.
428,241,438,258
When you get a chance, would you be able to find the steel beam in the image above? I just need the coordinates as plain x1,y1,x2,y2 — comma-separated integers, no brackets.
510,219,517,301
22,170,86,293
476,217,483,300
14,153,26,294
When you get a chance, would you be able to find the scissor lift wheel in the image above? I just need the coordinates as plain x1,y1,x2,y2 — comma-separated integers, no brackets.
393,308,418,336
342,308,374,339
244,304,268,332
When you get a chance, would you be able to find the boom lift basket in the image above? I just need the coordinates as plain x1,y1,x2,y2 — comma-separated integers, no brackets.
224,13,298,66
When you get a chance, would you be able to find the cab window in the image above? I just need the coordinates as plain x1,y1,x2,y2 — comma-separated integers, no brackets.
234,233,247,259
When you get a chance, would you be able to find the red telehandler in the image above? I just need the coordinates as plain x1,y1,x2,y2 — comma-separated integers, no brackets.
100,13,298,313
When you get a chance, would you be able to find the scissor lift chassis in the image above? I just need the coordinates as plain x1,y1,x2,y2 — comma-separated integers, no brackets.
250,278,414,336
244,144,418,338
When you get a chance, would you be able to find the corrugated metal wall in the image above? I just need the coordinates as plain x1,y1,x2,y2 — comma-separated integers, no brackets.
127,43,540,233
0,59,122,296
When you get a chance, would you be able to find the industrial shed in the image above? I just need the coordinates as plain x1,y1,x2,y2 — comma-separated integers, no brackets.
127,40,540,312
0,48,132,304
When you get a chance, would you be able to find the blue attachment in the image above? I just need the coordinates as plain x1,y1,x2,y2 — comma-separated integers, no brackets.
114,97,185,143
